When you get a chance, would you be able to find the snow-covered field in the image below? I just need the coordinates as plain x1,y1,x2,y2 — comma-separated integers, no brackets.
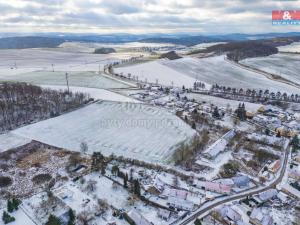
0,132,31,152
241,53,300,85
41,85,139,103
114,59,199,88
12,101,196,164
58,41,177,53
0,208,35,225
161,56,300,93
184,93,262,113
0,48,130,76
278,42,300,53
0,70,131,89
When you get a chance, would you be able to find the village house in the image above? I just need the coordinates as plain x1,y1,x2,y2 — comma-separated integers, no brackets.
268,160,281,173
161,188,188,200
282,183,300,199
127,209,153,225
167,196,194,211
202,129,235,159
232,175,250,188
194,180,231,194
218,205,243,225
157,208,171,221
250,208,273,225
255,189,278,203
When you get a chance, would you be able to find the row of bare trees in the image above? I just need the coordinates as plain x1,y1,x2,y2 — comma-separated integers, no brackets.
0,82,90,132
211,84,300,103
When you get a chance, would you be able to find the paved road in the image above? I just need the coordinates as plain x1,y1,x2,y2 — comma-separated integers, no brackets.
178,142,290,225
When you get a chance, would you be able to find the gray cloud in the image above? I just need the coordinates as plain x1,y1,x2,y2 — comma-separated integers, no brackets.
0,0,299,33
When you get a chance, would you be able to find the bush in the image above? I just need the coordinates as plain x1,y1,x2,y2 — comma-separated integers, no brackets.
0,176,12,187
2,211,15,224
32,173,52,184
220,161,240,178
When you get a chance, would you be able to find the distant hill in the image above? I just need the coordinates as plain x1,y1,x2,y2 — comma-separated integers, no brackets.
0,36,65,49
1,32,300,49
94,47,116,54
140,36,228,46
198,36,300,61
139,32,300,46
160,51,182,60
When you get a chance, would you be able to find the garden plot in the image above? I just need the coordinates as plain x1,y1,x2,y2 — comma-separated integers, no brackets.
240,53,300,85
12,101,196,164
114,60,197,88
0,70,130,89
0,142,72,198
183,93,262,113
161,56,300,94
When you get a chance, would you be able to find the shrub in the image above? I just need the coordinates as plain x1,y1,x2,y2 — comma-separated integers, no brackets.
32,173,52,184
0,177,12,187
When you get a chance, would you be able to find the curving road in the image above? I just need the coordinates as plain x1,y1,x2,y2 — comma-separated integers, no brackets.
178,142,290,225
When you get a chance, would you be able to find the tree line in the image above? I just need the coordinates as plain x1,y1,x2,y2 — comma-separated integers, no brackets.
0,82,91,132
210,84,300,103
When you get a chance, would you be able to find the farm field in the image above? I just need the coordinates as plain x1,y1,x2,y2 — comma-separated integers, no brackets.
114,59,198,88
0,133,31,153
12,101,196,164
161,56,300,94
58,41,177,53
0,71,131,89
277,41,300,53
0,48,132,76
41,85,140,102
240,53,300,85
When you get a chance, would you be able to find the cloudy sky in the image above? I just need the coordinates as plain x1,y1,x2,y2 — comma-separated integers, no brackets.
0,0,299,34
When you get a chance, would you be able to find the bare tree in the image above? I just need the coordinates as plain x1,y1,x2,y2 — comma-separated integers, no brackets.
80,142,88,154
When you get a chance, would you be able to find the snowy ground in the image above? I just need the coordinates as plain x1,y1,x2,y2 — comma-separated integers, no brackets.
0,208,35,225
184,93,262,113
12,101,196,164
278,41,300,53
0,48,137,78
58,41,177,53
114,59,198,88
241,53,300,85
0,70,131,89
0,132,31,152
41,85,139,103
161,56,300,94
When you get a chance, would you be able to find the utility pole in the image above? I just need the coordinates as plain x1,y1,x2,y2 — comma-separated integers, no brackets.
51,64,54,72
99,64,101,74
65,72,69,93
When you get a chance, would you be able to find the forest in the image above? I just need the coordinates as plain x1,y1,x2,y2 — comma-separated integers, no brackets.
0,82,91,132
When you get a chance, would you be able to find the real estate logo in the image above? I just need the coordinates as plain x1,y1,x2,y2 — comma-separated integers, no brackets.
272,10,300,25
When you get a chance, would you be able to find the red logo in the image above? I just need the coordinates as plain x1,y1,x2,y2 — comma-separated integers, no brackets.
272,10,300,20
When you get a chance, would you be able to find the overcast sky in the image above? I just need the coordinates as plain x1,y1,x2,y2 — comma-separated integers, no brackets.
0,0,299,34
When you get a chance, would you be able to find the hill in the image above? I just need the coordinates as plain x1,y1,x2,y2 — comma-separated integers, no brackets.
0,36,64,49
94,47,116,54
160,51,182,60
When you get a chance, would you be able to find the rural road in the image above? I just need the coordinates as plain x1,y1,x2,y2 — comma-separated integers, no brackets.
178,142,290,225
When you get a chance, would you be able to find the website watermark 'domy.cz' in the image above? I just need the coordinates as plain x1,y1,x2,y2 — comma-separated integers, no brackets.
99,118,182,129
272,10,300,25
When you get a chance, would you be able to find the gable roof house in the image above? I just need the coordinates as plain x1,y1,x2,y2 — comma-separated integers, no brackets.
218,205,242,224
127,210,153,225
250,208,273,225
194,180,231,194
232,175,250,188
